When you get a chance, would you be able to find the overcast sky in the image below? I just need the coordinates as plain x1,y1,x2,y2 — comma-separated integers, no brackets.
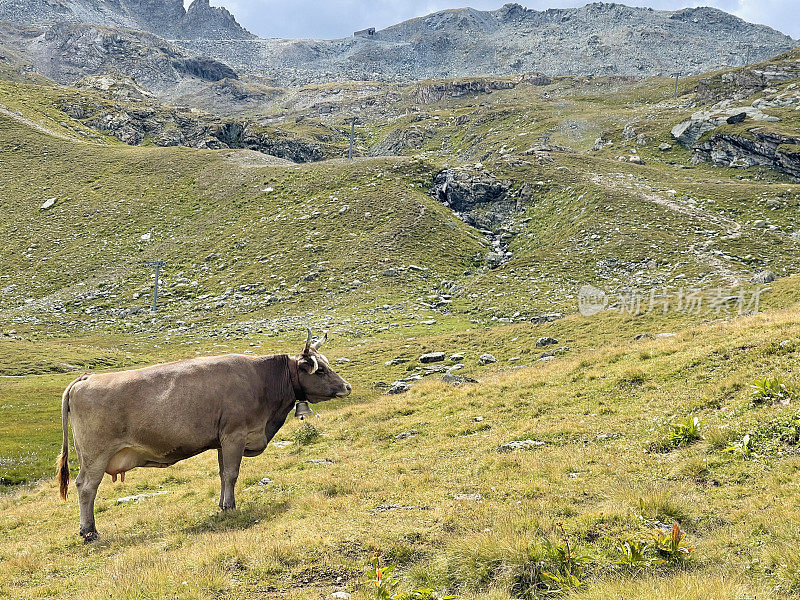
192,1,799,40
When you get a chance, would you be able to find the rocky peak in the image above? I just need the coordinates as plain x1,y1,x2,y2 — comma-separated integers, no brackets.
179,0,252,40
0,0,254,40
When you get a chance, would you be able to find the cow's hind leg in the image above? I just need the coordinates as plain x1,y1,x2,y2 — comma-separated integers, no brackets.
219,434,245,511
217,448,225,510
75,463,106,542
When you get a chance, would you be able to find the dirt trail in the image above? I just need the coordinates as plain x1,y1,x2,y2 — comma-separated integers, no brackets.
0,103,81,142
586,171,744,285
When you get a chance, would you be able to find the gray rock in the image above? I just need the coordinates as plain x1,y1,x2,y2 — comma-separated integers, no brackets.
750,270,777,284
498,439,546,452
478,353,497,364
394,429,419,440
388,382,410,395
536,336,559,347
419,352,445,363
40,198,57,210
442,373,478,385
726,111,747,124
330,593,351,600
658,143,672,151
453,493,482,501
634,333,653,341
449,352,465,361
258,477,272,486
116,491,170,504
530,313,564,324
385,357,410,366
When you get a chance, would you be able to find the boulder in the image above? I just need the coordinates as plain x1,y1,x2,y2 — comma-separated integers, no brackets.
750,270,777,284
536,337,559,347
419,352,445,363
478,353,497,364
388,382,410,395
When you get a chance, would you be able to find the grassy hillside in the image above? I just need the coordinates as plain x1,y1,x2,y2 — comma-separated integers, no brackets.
2,49,800,600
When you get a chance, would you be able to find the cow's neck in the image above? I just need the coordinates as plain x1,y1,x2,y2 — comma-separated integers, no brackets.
261,354,299,443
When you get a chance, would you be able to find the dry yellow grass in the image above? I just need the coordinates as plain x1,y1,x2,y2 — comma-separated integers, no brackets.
2,297,800,599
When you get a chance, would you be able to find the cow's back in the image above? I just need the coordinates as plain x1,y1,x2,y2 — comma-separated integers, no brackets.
68,355,266,457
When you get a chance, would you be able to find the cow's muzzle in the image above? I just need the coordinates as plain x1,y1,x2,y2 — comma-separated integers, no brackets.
336,383,352,397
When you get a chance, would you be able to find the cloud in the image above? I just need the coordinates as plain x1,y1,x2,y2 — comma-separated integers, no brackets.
205,0,798,40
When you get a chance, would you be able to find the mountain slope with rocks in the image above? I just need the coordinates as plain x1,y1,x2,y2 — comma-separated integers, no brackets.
178,2,797,85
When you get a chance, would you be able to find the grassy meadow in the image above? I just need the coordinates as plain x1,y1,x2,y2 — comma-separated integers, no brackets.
2,49,800,599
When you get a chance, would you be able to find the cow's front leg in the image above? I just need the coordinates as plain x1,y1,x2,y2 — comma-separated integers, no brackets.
219,434,245,510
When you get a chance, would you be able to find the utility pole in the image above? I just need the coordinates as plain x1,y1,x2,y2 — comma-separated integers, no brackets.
670,72,681,99
348,117,355,161
144,260,166,312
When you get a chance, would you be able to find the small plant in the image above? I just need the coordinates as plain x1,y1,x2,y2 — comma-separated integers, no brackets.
725,433,755,459
751,377,798,406
667,416,702,448
366,554,400,600
294,422,320,445
540,524,590,595
613,538,662,569
651,523,695,562
365,555,457,600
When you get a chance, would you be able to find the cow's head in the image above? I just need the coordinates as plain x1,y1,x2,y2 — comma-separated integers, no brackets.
294,330,351,402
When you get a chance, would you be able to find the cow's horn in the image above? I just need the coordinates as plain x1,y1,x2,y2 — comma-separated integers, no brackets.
304,329,312,354
312,331,327,350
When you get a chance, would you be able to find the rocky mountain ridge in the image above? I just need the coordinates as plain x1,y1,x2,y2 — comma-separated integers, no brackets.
0,0,253,40
0,1,797,90
177,2,798,85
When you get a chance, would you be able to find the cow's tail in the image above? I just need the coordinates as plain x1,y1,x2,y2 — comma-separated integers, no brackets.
57,374,85,500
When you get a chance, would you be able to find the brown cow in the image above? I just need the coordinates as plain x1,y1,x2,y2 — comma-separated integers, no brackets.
56,330,350,542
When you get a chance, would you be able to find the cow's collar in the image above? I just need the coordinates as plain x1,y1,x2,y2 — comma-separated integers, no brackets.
288,356,307,402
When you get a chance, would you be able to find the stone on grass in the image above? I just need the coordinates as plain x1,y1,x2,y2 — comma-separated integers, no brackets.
750,270,777,284
454,493,482,501
442,373,477,385
536,337,559,347
388,382,410,394
478,353,497,364
498,439,546,452
331,593,351,600
117,490,170,504
258,477,272,486
419,352,445,363
394,429,419,440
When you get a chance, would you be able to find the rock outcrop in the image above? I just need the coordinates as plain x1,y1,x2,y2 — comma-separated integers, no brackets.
431,167,528,268
692,130,800,182
671,105,779,146
58,96,325,162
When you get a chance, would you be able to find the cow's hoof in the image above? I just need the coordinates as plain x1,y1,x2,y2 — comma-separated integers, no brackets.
80,530,99,543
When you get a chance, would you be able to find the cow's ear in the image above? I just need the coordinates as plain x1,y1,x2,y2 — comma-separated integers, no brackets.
300,355,318,374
